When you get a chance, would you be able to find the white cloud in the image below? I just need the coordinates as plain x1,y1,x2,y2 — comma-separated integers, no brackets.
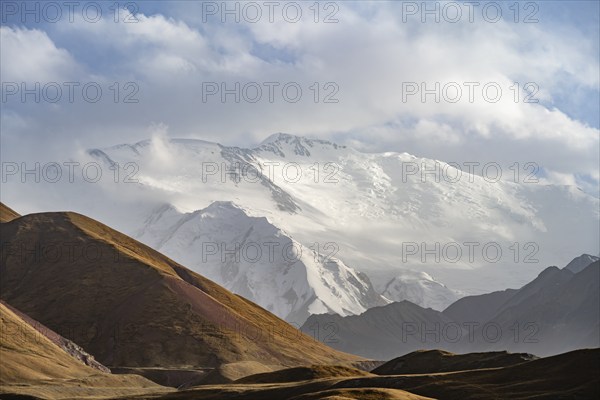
1,2,598,194
0,26,80,82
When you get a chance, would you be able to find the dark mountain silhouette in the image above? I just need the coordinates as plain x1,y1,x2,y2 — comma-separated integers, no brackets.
301,300,457,359
372,349,536,375
302,256,599,358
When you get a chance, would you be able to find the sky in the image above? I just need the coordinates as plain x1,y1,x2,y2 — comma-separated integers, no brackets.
1,0,599,201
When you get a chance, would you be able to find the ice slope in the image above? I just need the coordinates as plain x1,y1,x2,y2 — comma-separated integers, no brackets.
135,201,388,324
88,133,600,297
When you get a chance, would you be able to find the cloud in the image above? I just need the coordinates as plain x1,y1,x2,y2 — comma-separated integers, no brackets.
0,1,598,199
0,26,80,82
147,123,177,168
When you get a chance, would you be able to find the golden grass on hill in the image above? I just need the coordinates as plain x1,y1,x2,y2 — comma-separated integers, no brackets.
0,210,361,370
0,202,20,223
0,302,171,400
289,388,434,400
1,302,96,383
107,348,599,400
3,203,598,400
183,361,277,386
236,365,374,384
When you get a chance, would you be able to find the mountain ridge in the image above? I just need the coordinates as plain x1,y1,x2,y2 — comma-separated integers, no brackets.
135,200,389,324
85,133,599,303
302,255,600,358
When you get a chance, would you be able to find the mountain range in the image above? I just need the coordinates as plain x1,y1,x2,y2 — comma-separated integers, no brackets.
2,134,599,398
302,255,600,358
135,200,388,325
73,133,600,324
1,202,598,399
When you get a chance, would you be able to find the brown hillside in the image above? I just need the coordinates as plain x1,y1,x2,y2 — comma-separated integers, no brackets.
0,202,20,223
373,349,537,375
378,347,600,400
0,210,361,369
237,365,373,384
1,302,102,384
0,302,169,399
110,348,600,400
1,300,109,373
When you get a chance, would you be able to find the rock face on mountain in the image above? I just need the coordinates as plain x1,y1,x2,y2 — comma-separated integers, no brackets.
135,201,388,325
303,255,600,358
0,209,361,370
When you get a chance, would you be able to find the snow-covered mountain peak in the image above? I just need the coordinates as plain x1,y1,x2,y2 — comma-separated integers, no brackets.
381,270,463,311
88,133,600,301
255,132,347,158
90,138,228,162
135,200,388,324
200,200,246,215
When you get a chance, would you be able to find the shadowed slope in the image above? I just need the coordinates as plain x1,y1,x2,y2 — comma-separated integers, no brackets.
301,301,456,359
305,257,600,358
236,365,373,384
1,302,104,383
111,348,599,400
0,302,169,399
0,210,361,370
384,348,600,400
372,349,537,375
183,361,276,386
443,289,517,324
289,388,433,400
465,261,600,355
1,301,109,373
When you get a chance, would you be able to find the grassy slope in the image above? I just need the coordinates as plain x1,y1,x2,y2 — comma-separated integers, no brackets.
108,348,599,400
0,211,361,369
0,302,170,400
0,202,20,223
236,365,374,384
372,349,537,375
